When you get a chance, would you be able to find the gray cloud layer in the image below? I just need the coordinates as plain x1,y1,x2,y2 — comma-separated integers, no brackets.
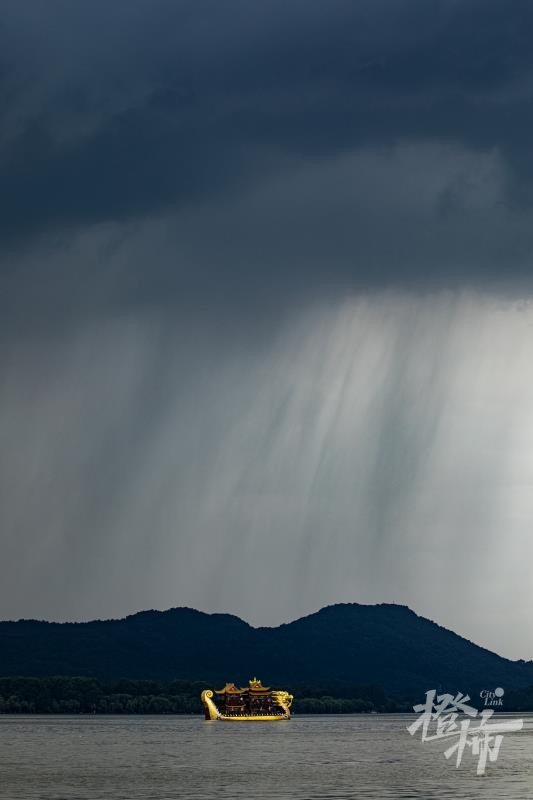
3,1,533,287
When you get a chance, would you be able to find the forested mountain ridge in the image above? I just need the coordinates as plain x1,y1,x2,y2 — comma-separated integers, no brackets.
1,603,532,699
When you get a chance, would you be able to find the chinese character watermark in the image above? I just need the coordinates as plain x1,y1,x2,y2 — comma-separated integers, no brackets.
407,689,523,775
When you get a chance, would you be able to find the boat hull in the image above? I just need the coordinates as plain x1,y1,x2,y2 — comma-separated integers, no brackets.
217,713,289,722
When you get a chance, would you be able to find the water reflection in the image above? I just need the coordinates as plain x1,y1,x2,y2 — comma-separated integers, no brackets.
0,714,532,799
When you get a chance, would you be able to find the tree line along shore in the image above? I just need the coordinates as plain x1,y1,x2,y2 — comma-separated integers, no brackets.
0,677,409,714
1,677,533,714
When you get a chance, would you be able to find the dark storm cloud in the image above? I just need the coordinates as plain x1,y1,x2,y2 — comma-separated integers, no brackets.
3,0,533,277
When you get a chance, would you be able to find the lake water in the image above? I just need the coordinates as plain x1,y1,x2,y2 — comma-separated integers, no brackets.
1,714,532,799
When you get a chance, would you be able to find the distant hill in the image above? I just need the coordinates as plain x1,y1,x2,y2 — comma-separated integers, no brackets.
1,603,532,699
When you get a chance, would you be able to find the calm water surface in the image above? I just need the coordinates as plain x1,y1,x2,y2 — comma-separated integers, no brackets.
1,714,532,799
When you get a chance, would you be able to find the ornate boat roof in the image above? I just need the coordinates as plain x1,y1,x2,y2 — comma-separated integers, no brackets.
215,682,243,695
214,677,271,694
247,677,270,692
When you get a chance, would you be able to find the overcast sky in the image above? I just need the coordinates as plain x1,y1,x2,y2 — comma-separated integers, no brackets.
2,1,533,659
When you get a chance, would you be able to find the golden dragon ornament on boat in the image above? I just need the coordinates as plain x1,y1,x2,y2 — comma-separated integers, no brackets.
201,677,293,721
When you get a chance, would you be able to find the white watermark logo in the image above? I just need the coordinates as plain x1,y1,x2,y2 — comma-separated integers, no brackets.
407,689,523,775
480,687,505,707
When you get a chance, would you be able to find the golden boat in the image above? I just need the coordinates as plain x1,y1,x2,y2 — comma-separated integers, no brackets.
201,677,293,721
